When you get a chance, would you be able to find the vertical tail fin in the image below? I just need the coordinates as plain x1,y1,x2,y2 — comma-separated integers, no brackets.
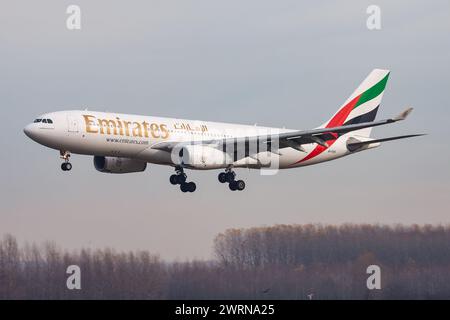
320,69,390,137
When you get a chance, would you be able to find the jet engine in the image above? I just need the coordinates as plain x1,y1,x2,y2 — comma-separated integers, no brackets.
93,156,147,173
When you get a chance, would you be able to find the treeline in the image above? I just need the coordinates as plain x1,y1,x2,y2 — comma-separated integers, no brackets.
213,224,450,268
1,224,450,299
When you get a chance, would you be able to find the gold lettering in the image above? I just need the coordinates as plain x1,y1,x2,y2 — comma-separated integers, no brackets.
150,123,160,138
142,121,150,138
132,122,143,137
123,121,132,136
98,118,118,135
83,116,174,139
115,117,124,135
83,115,98,133
160,124,169,139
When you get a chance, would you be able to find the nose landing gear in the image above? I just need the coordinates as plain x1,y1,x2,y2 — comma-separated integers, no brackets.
170,166,196,193
60,151,72,171
218,168,245,191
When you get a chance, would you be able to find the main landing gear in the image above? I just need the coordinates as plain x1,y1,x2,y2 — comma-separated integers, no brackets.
60,151,72,171
218,168,245,191
170,166,196,193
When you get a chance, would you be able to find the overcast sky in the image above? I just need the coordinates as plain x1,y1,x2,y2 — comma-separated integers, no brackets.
1,0,449,260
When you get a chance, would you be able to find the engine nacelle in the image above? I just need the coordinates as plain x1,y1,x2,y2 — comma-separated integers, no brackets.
93,156,147,174
180,145,231,169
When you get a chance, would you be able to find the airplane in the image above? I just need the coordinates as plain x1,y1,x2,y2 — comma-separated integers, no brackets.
24,69,423,193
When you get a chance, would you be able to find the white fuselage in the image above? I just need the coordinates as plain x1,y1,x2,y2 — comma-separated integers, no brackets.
24,110,368,170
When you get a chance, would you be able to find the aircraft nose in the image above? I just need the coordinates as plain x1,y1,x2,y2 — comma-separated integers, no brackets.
23,123,36,139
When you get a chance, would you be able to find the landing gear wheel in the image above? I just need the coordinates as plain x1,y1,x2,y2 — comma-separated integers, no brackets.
229,181,238,191
219,168,245,191
178,174,187,184
171,167,195,192
61,162,72,171
180,183,189,193
225,172,235,183
218,172,227,183
187,182,196,192
170,174,179,185
236,180,245,191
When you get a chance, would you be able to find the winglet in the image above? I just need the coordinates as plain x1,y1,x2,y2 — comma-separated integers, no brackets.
393,107,414,121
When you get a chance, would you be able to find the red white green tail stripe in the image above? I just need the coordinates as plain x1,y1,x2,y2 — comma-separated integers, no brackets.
298,69,390,164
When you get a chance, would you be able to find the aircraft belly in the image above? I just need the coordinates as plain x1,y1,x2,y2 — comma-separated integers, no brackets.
136,147,173,165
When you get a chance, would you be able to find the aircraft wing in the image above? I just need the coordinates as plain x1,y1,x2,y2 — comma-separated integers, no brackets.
151,107,415,153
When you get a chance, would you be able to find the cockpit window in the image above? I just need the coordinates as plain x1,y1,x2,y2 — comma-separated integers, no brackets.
33,118,53,124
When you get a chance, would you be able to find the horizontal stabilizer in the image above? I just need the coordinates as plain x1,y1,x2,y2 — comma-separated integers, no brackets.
347,134,425,151
393,107,414,121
